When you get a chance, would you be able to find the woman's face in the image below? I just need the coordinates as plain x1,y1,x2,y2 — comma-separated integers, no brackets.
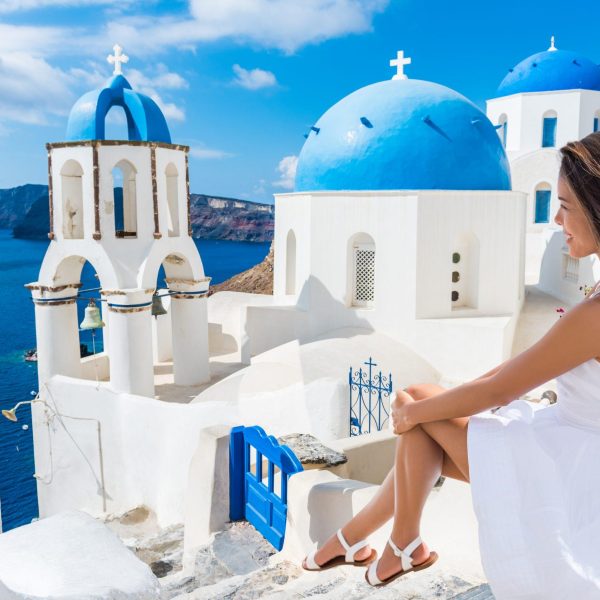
554,175,600,258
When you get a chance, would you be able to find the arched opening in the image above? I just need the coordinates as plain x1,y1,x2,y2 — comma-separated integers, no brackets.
498,114,508,147
165,163,180,237
594,110,600,133
50,255,109,382
152,253,210,389
534,182,552,224
104,105,131,141
542,110,557,148
112,160,137,237
285,229,296,294
60,160,84,239
451,233,479,310
347,232,375,308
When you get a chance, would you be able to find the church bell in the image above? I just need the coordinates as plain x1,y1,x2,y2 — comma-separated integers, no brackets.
80,299,105,330
151,294,168,317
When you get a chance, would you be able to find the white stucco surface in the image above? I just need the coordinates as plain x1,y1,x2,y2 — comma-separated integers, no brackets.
0,510,159,599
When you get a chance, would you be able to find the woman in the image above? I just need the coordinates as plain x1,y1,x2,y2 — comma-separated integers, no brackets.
303,132,600,599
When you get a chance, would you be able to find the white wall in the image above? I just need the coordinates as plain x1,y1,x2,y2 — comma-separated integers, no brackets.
538,229,600,305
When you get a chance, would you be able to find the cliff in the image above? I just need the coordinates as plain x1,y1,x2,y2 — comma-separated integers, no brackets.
2,185,274,243
209,242,274,295
0,184,48,230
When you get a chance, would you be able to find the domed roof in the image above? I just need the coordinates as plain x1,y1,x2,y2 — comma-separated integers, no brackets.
66,74,171,143
496,46,600,97
294,79,511,192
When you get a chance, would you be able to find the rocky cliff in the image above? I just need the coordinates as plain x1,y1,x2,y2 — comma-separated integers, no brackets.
0,184,48,230
2,185,274,242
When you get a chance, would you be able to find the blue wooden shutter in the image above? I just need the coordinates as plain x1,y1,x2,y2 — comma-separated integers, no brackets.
594,117,599,133
542,118,557,147
535,190,551,223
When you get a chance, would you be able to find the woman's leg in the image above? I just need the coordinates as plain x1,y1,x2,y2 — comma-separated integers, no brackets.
304,384,469,569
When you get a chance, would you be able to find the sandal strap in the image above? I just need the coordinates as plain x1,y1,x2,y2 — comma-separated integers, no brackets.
305,548,320,570
366,558,383,586
388,535,422,572
336,529,369,562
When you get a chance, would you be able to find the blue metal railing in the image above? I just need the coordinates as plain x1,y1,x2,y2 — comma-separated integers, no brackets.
349,357,393,436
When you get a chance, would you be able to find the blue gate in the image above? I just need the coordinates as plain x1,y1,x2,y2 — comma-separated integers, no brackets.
349,357,393,436
229,425,303,550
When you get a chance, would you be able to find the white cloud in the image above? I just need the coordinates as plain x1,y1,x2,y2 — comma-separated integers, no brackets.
101,0,389,55
0,52,76,124
190,146,234,159
273,155,297,189
232,64,277,90
0,0,134,13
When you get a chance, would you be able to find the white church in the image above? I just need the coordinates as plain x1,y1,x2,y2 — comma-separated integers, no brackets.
2,39,600,597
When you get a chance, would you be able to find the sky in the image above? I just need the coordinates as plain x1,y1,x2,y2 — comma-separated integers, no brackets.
0,0,599,204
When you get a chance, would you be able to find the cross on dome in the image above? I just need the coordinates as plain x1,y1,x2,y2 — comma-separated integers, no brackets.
548,36,557,52
107,44,129,75
390,50,412,80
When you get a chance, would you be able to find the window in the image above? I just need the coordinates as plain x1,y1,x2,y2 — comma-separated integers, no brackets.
112,160,137,237
60,160,84,239
542,112,557,147
451,234,479,310
534,184,552,224
498,114,508,147
352,244,375,306
594,113,600,133
165,163,179,237
563,253,579,282
285,229,296,294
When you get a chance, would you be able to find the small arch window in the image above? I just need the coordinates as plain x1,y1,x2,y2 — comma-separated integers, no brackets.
498,114,508,147
347,233,375,308
285,229,296,294
112,160,137,238
542,111,557,147
452,271,460,283
60,160,84,239
534,182,552,224
165,163,179,237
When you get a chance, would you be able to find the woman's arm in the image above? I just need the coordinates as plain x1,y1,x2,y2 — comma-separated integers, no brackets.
398,298,600,429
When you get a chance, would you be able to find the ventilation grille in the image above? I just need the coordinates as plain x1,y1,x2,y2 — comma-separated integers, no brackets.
354,247,375,305
563,253,579,282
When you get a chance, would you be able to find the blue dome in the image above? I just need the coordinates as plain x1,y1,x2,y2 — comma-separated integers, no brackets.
497,49,600,97
66,74,171,143
294,79,511,192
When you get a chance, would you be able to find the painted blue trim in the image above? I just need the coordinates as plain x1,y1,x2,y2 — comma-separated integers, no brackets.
535,190,551,223
107,301,152,309
542,117,557,148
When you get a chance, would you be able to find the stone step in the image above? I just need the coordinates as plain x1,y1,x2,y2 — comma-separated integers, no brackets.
451,584,495,599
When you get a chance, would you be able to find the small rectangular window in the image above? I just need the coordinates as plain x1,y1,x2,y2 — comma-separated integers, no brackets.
562,253,579,282
352,244,375,307
535,190,551,223
542,117,557,148
594,117,599,133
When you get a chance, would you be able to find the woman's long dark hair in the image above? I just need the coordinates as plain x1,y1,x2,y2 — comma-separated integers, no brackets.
560,132,600,247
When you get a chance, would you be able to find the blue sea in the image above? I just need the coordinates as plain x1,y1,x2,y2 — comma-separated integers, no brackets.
0,229,270,531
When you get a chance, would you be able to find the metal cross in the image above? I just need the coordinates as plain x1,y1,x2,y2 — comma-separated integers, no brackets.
107,44,129,75
390,50,411,80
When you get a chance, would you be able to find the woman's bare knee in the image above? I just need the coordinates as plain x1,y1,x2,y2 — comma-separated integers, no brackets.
404,383,447,401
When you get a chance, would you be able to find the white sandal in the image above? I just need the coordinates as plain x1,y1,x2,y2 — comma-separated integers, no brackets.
303,528,378,571
365,535,438,586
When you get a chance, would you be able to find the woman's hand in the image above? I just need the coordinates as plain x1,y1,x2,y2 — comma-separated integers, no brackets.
391,389,416,435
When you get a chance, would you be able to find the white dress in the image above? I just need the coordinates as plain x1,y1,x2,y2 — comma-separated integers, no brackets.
468,295,600,599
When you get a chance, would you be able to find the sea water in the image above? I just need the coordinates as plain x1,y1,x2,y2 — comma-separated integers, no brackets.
0,230,270,531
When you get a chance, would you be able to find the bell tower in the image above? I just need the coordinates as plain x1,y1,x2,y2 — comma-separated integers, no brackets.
27,45,210,397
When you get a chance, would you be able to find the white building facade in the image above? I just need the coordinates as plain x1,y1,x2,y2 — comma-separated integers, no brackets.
486,39,600,301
